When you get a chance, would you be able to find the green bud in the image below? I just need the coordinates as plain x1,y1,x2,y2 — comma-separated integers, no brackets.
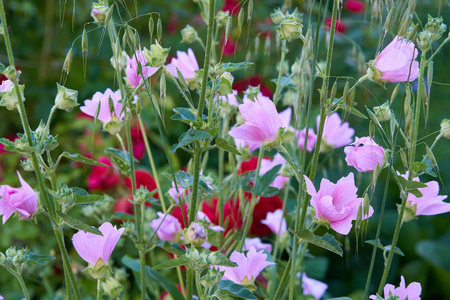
366,59,383,83
270,8,284,24
373,101,391,122
440,119,450,139
278,16,303,42
0,81,24,111
62,48,73,75
418,30,433,52
103,115,123,135
55,83,78,112
237,8,245,37
110,50,127,71
6,247,16,258
0,252,5,265
143,41,170,68
181,25,198,44
243,85,260,101
216,10,229,27
84,258,111,280
216,72,233,96
425,15,447,41
3,65,20,82
91,3,109,23
157,18,162,41
101,277,123,298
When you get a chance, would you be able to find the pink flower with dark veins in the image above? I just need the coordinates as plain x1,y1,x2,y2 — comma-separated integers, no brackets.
370,276,421,300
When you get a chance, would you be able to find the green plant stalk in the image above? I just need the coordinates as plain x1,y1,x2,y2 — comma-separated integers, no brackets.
273,40,287,106
12,271,30,300
186,268,194,300
0,1,82,298
97,279,101,300
217,116,229,229
377,52,428,294
207,79,217,125
237,146,264,251
195,270,205,300
138,115,167,213
273,255,292,299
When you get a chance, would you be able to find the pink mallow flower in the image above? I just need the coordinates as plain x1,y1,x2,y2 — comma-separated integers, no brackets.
259,153,290,189
370,276,421,300
168,182,187,204
125,49,159,88
261,209,287,235
150,212,182,241
166,48,199,80
219,247,275,285
0,171,38,224
80,88,123,123
344,136,385,172
300,273,328,299
0,79,13,92
304,173,372,235
229,94,290,144
318,112,354,149
373,36,419,83
243,237,272,253
217,89,239,106
72,222,124,267
297,128,318,152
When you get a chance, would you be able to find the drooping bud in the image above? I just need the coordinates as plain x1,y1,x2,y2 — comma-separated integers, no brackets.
237,8,245,37
157,18,162,41
62,48,73,75
373,101,391,122
103,114,123,135
216,10,229,27
55,83,78,112
143,41,170,68
91,3,109,23
148,17,154,41
181,25,199,44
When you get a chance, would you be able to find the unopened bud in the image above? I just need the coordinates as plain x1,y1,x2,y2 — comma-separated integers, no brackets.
184,223,207,246
425,15,447,41
418,30,433,51
63,48,73,75
181,25,198,44
237,8,245,37
0,252,5,264
440,119,450,139
216,10,229,27
20,159,34,172
157,18,162,41
278,16,303,42
91,3,109,23
143,41,170,68
244,85,260,101
6,247,16,258
103,115,123,135
101,277,123,298
374,101,391,122
148,17,154,41
270,9,284,24
55,83,78,112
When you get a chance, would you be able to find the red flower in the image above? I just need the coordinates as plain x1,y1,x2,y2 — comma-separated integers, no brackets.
222,0,240,15
172,204,189,228
125,169,158,199
344,0,364,13
114,196,133,215
130,124,146,161
233,75,273,98
324,16,347,33
222,34,237,56
88,156,121,192
238,156,259,175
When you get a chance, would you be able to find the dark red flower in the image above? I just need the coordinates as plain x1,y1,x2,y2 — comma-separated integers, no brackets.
125,169,158,199
88,156,121,192
172,204,189,228
324,16,347,33
114,196,133,215
222,34,237,56
222,0,240,15
344,0,364,13
238,156,259,175
233,75,273,98
130,124,146,161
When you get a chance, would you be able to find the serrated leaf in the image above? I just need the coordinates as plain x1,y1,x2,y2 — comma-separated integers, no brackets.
216,138,241,155
294,230,343,256
0,137,16,152
253,164,281,197
411,162,429,174
155,241,186,256
56,211,102,236
121,256,185,300
105,148,138,175
171,107,203,122
170,129,211,153
222,62,253,72
153,255,189,269
271,76,296,89
27,252,55,265
59,152,108,167
216,280,257,299
165,170,213,194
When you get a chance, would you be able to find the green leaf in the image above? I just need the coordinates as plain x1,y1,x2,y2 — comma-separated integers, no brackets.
365,240,404,256
105,148,138,175
216,280,257,299
59,152,108,167
114,212,135,221
411,162,429,174
0,137,16,152
165,170,213,194
121,256,185,300
394,174,427,197
170,129,211,153
152,255,189,269
56,211,102,236
72,187,104,204
215,138,241,155
208,251,237,267
222,62,253,72
293,230,343,256
27,252,55,265
324,298,353,300
416,240,450,272
171,107,197,122
155,241,186,256
271,76,296,89
253,164,281,197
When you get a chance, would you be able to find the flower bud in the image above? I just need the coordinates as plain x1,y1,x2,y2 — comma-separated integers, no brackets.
143,42,170,68
440,119,450,139
20,159,34,172
6,247,16,258
14,137,35,153
0,252,5,265
243,85,260,101
0,82,24,111
184,223,207,246
91,3,109,23
110,50,127,71
55,83,78,112
216,72,233,96
418,30,433,51
101,277,123,298
373,101,391,122
425,15,447,41
186,246,200,263
103,114,123,135
366,59,383,83
216,10,229,27
278,16,303,42
270,8,284,24
84,258,111,280
181,25,199,44
3,65,20,82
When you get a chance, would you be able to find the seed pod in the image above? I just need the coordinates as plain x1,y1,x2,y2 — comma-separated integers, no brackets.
369,121,375,138
247,0,253,24
390,84,400,104
426,145,438,167
225,17,232,42
149,16,154,41
427,61,433,96
122,28,128,49
400,148,408,168
264,35,271,56
254,36,260,56
82,29,88,54
63,48,73,75
104,5,114,25
348,87,355,109
330,80,337,102
160,72,166,100
237,7,244,37
342,81,349,106
157,18,162,41
126,25,135,48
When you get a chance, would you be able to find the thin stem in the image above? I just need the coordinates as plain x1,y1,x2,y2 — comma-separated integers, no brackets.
115,133,127,153
273,40,287,106
97,278,101,300
186,268,194,300
13,271,30,300
41,105,58,145
273,255,292,299
189,145,202,224
195,270,205,300
428,36,450,61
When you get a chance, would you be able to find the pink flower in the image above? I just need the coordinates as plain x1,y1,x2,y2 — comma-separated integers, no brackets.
371,276,421,300
259,153,290,189
304,173,372,235
125,49,159,88
0,79,13,92
217,89,239,106
405,177,450,216
72,222,124,266
80,88,123,123
219,247,275,284
234,138,261,152
229,94,289,144
168,182,187,204
297,128,317,152
243,237,272,253
150,212,182,241
301,273,328,299
0,171,38,224
166,49,199,80
261,209,287,235
373,36,419,83
318,112,354,149
344,136,385,172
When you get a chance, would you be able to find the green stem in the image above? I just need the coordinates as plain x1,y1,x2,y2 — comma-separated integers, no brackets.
273,255,292,299
207,79,217,125
195,270,205,300
237,146,264,251
428,36,450,61
273,40,287,106
186,268,194,300
12,271,30,300
97,278,101,300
